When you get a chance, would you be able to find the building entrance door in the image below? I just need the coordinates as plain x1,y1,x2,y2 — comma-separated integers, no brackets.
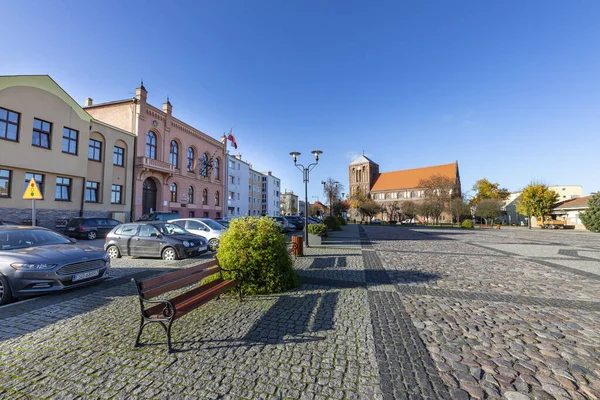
142,178,157,215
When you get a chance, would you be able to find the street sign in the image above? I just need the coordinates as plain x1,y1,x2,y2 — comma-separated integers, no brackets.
22,178,43,200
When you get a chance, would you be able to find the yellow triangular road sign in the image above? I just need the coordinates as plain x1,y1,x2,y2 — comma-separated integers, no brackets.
23,178,43,200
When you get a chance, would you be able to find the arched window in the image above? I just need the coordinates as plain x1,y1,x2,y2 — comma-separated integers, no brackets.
214,158,220,179
146,131,157,159
215,191,220,206
201,153,209,177
187,147,195,172
170,183,178,202
169,141,179,168
202,188,208,205
188,186,194,204
410,191,415,198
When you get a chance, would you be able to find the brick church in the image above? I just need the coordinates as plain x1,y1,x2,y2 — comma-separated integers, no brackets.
348,155,461,222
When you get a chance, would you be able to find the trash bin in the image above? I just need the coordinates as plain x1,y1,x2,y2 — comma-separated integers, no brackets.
292,235,304,257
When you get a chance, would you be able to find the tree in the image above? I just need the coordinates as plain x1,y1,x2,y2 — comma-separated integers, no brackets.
422,198,445,225
402,201,419,223
579,192,600,233
386,201,401,222
323,178,344,210
471,179,510,205
450,196,471,224
359,198,381,221
419,174,456,224
475,199,503,226
516,183,560,228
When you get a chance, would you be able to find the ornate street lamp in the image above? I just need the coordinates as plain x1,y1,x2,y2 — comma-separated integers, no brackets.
290,150,323,247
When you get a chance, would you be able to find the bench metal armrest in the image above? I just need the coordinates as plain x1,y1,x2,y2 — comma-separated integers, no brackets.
140,297,176,319
219,265,245,282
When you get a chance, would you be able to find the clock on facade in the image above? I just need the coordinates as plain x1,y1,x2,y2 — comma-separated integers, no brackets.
152,120,158,127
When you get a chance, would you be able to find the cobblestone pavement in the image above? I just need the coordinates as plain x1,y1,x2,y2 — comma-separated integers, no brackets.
1,225,599,399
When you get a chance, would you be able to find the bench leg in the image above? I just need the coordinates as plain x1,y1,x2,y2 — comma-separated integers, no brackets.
156,320,175,353
134,316,145,347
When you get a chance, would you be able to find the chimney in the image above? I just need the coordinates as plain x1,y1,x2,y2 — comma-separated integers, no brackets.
162,97,172,114
84,98,93,107
135,80,147,105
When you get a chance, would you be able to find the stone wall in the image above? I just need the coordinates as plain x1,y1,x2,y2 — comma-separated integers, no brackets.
0,207,131,232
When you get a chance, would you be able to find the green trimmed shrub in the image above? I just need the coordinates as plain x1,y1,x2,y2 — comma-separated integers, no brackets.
461,219,474,229
216,217,299,295
308,223,328,237
324,216,342,231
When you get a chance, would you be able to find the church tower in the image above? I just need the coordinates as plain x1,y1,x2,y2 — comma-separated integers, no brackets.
349,155,379,198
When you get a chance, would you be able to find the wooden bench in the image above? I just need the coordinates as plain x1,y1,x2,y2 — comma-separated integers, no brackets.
131,259,243,353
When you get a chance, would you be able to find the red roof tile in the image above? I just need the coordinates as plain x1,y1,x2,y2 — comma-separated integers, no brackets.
371,162,458,192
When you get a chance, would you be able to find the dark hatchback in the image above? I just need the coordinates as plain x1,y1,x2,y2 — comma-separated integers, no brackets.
0,226,110,305
64,217,121,240
104,222,208,260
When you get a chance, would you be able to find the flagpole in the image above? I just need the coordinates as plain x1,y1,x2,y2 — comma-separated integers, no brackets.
32,199,36,227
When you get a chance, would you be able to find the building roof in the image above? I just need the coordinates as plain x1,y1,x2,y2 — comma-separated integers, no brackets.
552,196,591,210
371,162,458,192
350,155,377,165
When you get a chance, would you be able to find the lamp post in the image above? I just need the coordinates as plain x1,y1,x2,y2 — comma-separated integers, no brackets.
290,150,323,247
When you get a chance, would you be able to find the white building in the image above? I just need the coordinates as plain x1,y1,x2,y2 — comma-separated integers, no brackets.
504,185,583,226
262,171,281,217
225,154,250,217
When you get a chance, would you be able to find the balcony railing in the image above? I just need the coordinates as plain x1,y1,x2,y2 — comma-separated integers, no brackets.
136,157,175,173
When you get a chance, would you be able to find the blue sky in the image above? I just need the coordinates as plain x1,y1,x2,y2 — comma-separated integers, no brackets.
2,0,599,200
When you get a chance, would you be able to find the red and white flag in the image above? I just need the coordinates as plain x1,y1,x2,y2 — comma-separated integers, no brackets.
227,128,237,149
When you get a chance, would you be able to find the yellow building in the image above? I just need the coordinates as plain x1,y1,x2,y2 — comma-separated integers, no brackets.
0,75,134,228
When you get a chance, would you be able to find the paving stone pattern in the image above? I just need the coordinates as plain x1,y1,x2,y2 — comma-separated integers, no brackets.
1,225,600,399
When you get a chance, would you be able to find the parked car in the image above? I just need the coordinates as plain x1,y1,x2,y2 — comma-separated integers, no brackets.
284,216,304,230
0,220,20,226
0,226,110,306
308,217,323,224
272,216,292,232
136,211,181,222
169,218,226,251
104,222,207,260
64,217,121,240
370,218,382,225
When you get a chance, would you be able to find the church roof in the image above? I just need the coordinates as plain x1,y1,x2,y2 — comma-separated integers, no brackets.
371,162,458,191
350,155,377,165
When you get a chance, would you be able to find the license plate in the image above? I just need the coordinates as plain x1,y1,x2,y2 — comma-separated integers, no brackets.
73,269,99,282
198,246,207,252
67,227,75,231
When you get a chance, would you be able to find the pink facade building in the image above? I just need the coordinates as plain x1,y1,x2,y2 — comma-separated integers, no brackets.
85,83,226,220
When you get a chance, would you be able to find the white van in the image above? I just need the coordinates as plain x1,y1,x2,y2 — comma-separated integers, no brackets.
169,218,226,251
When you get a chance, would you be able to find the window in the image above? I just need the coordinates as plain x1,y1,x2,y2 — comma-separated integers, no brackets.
188,186,194,204
169,140,179,168
214,158,220,179
24,173,44,196
0,107,19,141
187,147,195,172
203,212,209,218
201,153,208,176
111,185,122,204
146,131,157,159
0,169,11,197
88,139,102,161
170,183,178,202
229,176,235,184
189,211,195,218
215,191,220,206
32,118,51,149
55,177,71,201
62,127,78,155
203,188,208,205
229,191,234,200
139,225,159,237
113,146,125,167
114,224,139,236
237,193,240,200
86,181,99,202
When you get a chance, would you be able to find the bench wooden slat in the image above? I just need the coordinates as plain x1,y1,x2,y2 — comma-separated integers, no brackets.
142,266,221,299
144,278,239,320
139,259,219,293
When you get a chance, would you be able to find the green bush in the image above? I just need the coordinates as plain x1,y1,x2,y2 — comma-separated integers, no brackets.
216,217,299,295
324,216,342,231
308,223,328,237
461,219,474,229
339,216,347,226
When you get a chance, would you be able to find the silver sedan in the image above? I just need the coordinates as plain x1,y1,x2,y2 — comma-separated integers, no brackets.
0,226,110,306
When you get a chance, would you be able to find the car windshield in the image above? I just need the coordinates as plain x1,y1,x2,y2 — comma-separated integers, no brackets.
203,219,226,230
0,229,71,250
153,223,189,236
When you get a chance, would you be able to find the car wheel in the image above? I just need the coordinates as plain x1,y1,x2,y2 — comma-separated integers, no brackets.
87,231,97,240
106,245,121,259
208,238,219,252
0,275,13,306
162,247,178,261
